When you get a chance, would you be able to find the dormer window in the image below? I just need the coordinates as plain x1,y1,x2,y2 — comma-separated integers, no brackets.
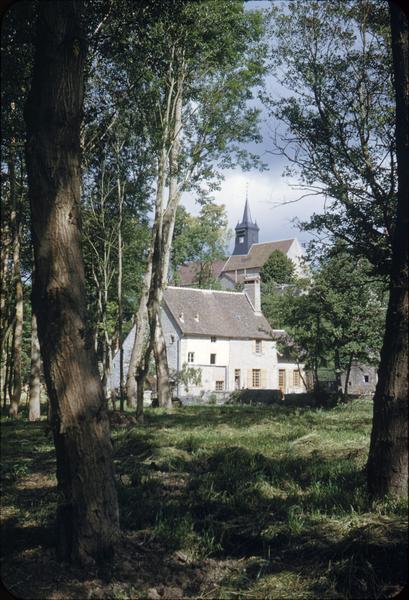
179,312,184,322
194,313,199,322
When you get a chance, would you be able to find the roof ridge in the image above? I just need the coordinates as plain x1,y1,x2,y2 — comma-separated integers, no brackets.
250,239,295,246
166,286,244,296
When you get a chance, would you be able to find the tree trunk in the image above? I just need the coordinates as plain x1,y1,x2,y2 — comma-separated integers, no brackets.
9,226,23,418
117,170,125,411
25,0,119,563
367,3,408,498
153,315,172,408
28,311,41,421
152,72,184,408
8,134,23,418
343,353,354,398
126,257,153,409
334,347,344,403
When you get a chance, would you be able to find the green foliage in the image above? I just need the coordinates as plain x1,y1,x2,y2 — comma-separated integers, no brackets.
264,0,395,274
172,363,202,393
263,247,387,387
260,249,295,284
171,203,231,287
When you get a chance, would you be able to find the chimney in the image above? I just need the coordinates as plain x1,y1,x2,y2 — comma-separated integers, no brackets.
244,275,261,314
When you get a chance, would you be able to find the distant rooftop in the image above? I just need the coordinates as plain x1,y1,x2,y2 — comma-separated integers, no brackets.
223,239,295,272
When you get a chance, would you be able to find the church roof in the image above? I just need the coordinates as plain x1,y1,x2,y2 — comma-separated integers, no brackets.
223,239,295,272
176,260,226,286
163,286,273,340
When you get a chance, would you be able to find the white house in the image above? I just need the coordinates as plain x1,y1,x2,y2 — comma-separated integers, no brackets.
111,276,306,400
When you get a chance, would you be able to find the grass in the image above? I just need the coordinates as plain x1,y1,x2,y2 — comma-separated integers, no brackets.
1,398,407,599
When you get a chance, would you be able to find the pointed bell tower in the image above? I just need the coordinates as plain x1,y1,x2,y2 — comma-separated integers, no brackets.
233,191,259,255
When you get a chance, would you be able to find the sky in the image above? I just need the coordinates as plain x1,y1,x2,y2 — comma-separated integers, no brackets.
180,0,324,252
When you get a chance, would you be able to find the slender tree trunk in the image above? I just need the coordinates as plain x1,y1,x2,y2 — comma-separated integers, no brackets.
334,347,344,403
126,257,153,409
25,1,119,563
367,3,408,498
9,228,23,418
28,312,41,421
117,171,125,411
153,317,172,408
8,135,23,418
152,73,184,408
4,337,12,410
343,353,354,398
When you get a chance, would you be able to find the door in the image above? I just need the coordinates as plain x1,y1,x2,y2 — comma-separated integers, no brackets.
278,369,286,393
234,369,241,389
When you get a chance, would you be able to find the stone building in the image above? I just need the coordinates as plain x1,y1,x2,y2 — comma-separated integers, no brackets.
111,276,306,400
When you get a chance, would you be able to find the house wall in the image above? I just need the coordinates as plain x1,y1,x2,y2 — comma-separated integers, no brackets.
287,239,308,278
176,335,278,395
110,324,136,390
228,338,278,390
341,363,378,395
276,361,307,394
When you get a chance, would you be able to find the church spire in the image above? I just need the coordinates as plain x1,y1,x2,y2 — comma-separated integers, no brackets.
232,191,259,255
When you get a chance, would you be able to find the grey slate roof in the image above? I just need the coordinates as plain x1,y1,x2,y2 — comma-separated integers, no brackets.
163,286,273,340
223,239,295,272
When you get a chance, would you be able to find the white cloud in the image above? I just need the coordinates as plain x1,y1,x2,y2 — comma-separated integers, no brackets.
181,170,325,251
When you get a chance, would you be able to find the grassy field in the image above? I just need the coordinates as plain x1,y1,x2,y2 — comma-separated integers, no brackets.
1,399,407,599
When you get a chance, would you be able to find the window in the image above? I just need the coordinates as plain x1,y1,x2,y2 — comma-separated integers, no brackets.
255,340,262,354
364,375,369,383
188,352,194,363
215,381,224,391
278,369,286,391
170,335,175,344
239,236,244,244
210,353,216,365
252,369,261,388
211,336,216,343
293,370,300,386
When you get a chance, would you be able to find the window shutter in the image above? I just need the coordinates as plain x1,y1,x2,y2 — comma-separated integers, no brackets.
261,369,267,388
247,368,252,388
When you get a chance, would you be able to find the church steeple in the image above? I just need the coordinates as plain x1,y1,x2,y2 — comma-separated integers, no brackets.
233,194,259,255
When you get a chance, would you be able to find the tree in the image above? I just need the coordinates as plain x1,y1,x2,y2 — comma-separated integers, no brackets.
260,249,295,284
25,0,119,563
269,249,386,399
171,203,230,287
0,1,34,414
366,2,408,498
28,311,41,421
265,1,396,275
125,1,267,415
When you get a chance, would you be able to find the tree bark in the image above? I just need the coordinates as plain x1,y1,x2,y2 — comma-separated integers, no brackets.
25,0,119,563
117,163,125,411
334,347,344,403
152,71,184,408
28,312,41,421
343,353,354,398
367,3,408,498
9,149,23,418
